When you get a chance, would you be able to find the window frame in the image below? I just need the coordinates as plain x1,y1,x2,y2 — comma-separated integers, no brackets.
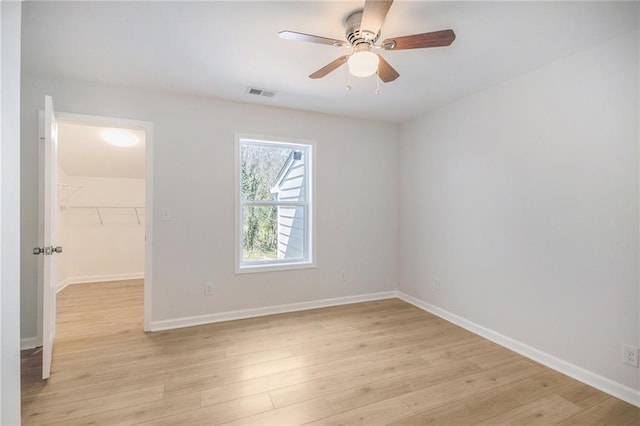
234,134,315,274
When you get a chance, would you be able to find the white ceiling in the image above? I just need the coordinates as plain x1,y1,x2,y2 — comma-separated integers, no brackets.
57,122,146,179
22,1,639,124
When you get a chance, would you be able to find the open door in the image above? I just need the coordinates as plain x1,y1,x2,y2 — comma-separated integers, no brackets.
35,95,61,379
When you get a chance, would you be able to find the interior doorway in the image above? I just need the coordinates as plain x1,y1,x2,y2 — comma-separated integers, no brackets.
53,113,153,332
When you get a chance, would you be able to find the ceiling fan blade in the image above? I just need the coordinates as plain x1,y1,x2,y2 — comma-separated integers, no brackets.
382,29,456,50
309,55,349,79
279,31,349,47
376,55,399,82
360,0,393,35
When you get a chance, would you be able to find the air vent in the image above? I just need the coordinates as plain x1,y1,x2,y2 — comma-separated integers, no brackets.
246,87,277,98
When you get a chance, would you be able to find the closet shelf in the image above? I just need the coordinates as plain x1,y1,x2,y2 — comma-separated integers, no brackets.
57,183,83,204
61,206,145,226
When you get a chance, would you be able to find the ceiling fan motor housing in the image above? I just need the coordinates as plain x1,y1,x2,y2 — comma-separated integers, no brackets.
345,10,379,51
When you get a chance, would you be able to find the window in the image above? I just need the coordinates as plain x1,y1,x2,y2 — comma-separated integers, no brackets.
235,135,314,272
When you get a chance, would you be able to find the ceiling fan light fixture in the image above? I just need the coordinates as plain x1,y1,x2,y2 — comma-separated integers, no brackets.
347,50,379,78
280,0,456,84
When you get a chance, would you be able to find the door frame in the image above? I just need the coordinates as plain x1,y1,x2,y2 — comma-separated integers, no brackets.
39,111,154,332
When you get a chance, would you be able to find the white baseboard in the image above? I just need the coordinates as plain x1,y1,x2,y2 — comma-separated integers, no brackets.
58,272,144,292
20,337,39,350
397,291,640,408
57,278,71,293
149,291,397,332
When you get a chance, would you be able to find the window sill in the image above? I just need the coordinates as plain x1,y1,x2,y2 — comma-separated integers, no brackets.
235,260,316,274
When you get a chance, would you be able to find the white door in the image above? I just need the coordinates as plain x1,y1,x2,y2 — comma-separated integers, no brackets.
41,95,60,379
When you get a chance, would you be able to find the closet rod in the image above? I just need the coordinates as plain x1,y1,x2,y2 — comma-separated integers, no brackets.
63,206,144,209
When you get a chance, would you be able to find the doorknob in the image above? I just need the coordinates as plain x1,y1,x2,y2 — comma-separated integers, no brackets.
32,246,63,255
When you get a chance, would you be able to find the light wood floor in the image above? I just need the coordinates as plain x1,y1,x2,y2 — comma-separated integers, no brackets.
21,280,640,425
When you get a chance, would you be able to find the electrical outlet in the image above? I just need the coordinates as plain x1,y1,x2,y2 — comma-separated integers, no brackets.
434,278,441,290
622,344,639,367
340,271,348,282
204,282,214,296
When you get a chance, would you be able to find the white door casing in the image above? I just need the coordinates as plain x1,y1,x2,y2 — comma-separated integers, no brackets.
37,103,154,379
54,111,154,331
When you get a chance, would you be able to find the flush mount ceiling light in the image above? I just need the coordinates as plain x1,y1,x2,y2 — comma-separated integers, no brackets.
347,49,379,78
101,129,138,147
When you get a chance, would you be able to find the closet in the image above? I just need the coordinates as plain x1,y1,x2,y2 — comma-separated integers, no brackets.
55,122,146,290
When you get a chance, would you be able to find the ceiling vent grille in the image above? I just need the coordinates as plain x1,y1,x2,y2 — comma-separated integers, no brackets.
247,87,277,98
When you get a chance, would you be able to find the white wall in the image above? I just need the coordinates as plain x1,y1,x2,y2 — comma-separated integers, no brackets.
21,75,398,336
1,1,22,424
638,8,640,372
59,175,145,286
399,30,639,399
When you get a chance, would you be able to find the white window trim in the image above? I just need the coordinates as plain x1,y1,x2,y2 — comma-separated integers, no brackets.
234,133,316,274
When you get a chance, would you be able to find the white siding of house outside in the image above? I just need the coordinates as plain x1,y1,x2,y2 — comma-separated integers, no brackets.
274,155,305,260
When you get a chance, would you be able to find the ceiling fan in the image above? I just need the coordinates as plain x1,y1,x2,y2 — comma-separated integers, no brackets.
279,0,456,83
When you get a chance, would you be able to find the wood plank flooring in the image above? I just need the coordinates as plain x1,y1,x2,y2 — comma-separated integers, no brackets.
21,280,640,425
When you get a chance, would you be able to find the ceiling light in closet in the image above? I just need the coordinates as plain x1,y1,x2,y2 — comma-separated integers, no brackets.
101,129,138,147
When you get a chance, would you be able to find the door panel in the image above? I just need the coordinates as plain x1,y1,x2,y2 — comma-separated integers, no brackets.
42,95,58,379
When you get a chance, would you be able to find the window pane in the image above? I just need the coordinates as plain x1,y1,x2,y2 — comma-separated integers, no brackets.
242,205,278,261
241,143,294,201
242,205,306,263
236,137,312,272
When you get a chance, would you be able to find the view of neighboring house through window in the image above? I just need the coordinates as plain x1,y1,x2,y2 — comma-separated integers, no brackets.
236,136,313,272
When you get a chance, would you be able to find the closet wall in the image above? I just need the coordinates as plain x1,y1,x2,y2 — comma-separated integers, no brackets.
57,172,145,289
55,166,70,289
